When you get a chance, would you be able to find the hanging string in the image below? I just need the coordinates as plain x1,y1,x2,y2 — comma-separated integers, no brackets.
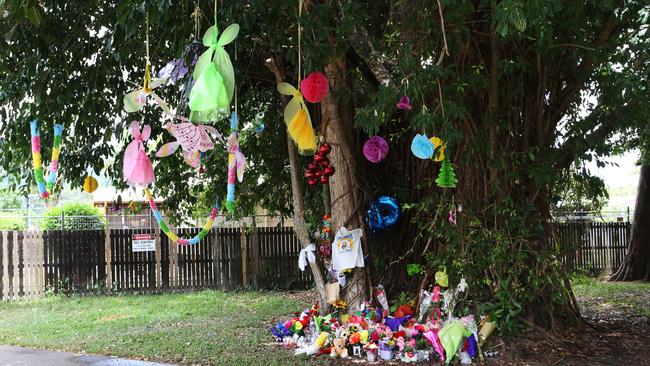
298,0,303,83
143,11,152,92
192,1,201,38
214,0,218,29
234,41,238,115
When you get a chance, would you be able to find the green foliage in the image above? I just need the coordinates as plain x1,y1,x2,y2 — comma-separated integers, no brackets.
406,263,423,277
0,191,23,209
42,203,105,230
1,0,649,335
551,164,609,213
0,212,26,230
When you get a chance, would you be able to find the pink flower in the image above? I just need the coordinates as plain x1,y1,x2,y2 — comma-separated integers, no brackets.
363,136,389,163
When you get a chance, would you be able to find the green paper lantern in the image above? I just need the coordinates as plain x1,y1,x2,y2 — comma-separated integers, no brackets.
436,158,458,188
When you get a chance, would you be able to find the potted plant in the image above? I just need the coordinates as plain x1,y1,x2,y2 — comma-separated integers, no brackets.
379,338,396,360
364,342,379,362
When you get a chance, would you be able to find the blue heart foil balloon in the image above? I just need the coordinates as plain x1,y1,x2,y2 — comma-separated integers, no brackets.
365,196,401,234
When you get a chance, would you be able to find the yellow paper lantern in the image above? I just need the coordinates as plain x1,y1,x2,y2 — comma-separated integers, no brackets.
429,136,445,162
83,176,98,193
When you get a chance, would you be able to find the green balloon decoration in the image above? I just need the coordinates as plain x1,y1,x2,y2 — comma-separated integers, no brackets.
436,158,458,188
189,23,239,122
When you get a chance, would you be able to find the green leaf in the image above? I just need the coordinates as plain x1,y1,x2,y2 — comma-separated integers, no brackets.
24,5,41,26
510,7,527,33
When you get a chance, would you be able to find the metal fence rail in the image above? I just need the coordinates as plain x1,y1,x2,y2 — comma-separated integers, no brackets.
0,213,291,231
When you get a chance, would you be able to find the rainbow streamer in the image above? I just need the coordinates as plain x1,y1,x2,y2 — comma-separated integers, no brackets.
145,188,219,246
30,120,64,199
226,112,239,212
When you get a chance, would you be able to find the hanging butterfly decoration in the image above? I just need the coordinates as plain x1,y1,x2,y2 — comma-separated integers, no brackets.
123,64,172,114
189,23,239,122
155,121,222,168
277,82,317,155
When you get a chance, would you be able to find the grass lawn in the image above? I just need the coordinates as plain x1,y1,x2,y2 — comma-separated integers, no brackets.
572,276,650,318
0,290,320,366
1,281,647,365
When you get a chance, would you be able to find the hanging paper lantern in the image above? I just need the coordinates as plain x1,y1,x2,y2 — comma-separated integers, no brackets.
365,196,401,234
300,72,329,103
363,136,389,163
411,134,434,159
436,158,458,188
429,136,446,162
83,176,98,193
396,95,412,110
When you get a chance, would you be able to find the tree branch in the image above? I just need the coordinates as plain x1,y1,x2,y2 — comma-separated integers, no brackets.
265,55,329,313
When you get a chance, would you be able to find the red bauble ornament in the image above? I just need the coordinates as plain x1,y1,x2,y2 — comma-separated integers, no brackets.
308,178,318,186
319,158,330,167
318,143,332,155
323,165,335,176
308,162,317,171
320,175,329,184
314,170,323,177
299,72,329,103
314,153,326,164
305,170,314,178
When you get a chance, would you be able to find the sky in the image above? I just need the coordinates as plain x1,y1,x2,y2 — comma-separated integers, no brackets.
587,150,640,214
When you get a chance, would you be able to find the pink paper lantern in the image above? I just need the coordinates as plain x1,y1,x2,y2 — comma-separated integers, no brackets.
363,136,389,163
300,72,329,103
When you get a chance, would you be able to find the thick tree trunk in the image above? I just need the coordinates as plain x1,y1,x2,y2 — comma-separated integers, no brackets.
610,164,650,281
321,56,370,310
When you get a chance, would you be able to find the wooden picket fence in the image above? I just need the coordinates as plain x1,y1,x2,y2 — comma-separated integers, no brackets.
557,221,630,274
0,226,312,301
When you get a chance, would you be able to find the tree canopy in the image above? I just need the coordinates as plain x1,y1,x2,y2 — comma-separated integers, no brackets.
1,0,649,331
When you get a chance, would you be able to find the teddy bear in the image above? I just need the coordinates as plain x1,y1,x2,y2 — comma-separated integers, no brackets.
330,337,349,358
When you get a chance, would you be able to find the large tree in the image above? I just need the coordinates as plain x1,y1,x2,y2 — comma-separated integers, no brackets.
611,154,650,281
1,1,649,332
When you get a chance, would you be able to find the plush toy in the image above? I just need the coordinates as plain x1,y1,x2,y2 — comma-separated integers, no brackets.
329,337,349,358
295,332,329,356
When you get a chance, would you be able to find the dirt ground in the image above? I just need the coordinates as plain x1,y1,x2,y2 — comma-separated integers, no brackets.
271,282,650,366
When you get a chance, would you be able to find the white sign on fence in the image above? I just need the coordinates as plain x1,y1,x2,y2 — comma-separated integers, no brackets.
132,233,156,252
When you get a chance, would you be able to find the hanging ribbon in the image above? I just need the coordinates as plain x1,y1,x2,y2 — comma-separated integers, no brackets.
30,120,64,199
145,188,220,246
298,243,316,271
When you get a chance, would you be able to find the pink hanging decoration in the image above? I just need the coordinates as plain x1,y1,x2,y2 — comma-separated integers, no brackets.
300,72,329,103
123,121,156,186
448,206,457,225
363,136,389,163
396,95,412,110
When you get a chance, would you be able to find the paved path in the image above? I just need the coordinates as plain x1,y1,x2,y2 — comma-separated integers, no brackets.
0,346,176,366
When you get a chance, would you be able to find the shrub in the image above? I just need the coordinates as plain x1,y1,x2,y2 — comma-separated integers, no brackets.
42,203,106,230
0,212,26,230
